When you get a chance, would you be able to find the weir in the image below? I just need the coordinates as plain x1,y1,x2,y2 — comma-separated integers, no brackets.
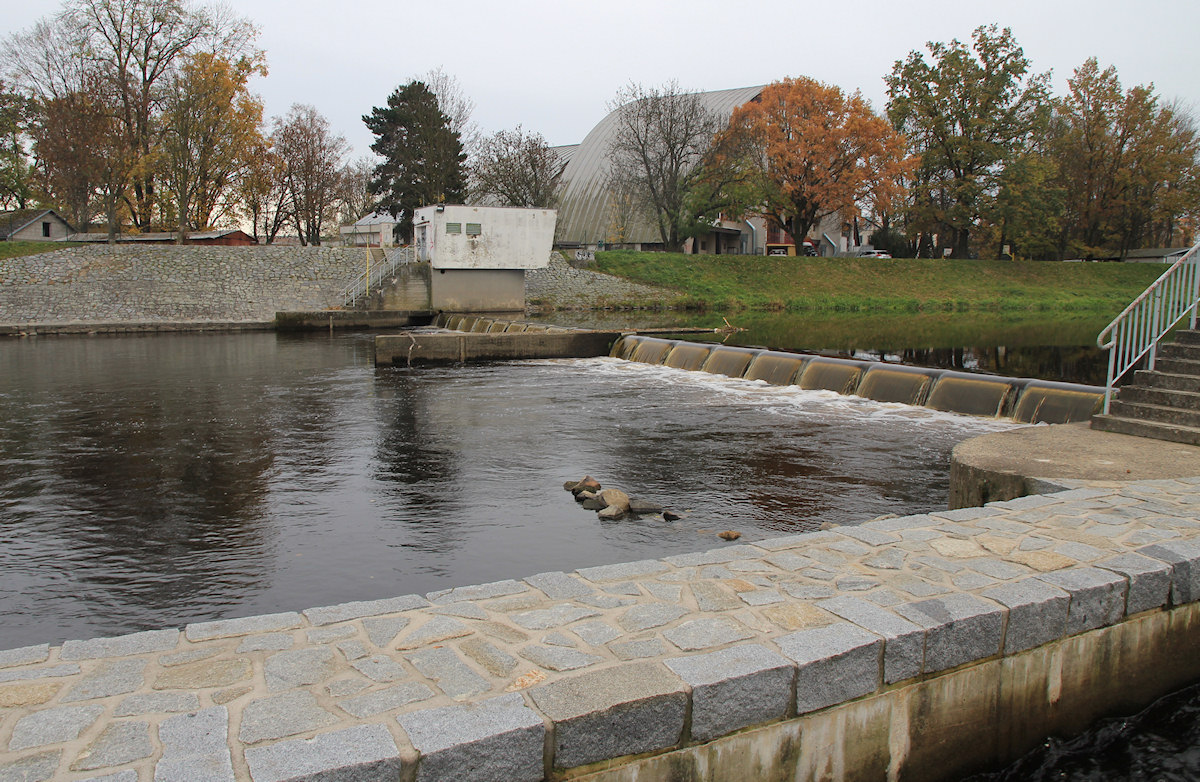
612,334,1104,424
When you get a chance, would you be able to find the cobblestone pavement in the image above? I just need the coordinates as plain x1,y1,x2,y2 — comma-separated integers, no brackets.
0,246,366,325
525,255,677,309
1,477,1199,780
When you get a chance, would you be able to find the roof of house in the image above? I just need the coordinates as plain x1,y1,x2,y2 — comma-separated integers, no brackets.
1124,247,1189,260
66,228,252,243
0,209,73,238
555,85,764,245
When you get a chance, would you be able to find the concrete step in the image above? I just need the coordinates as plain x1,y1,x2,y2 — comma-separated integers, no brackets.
1091,414,1200,446
1155,357,1200,376
1174,329,1200,346
1118,385,1200,411
1161,342,1200,362
1133,370,1200,392
1108,400,1200,429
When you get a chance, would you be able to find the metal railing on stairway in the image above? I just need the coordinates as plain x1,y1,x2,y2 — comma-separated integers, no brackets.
341,246,414,308
1097,241,1200,414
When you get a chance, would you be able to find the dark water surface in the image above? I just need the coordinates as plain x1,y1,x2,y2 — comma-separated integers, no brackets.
0,331,1013,649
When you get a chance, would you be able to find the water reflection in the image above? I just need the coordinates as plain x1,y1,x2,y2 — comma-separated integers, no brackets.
0,333,1013,649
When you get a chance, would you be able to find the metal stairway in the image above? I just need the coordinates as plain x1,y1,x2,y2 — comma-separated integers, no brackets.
1091,328,1200,445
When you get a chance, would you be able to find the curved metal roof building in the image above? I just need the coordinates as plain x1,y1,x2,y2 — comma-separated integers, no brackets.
555,85,764,246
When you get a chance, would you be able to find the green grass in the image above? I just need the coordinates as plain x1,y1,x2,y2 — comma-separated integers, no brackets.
0,241,79,260
594,251,1166,315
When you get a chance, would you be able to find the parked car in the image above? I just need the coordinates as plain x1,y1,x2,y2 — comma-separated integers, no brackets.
858,249,892,259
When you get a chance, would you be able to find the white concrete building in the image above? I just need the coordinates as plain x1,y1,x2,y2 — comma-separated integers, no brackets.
340,213,402,247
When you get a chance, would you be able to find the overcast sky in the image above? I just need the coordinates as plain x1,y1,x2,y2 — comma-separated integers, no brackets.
7,0,1200,161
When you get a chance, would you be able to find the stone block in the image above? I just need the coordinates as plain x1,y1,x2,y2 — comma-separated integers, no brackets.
153,658,251,690
617,603,688,632
576,559,670,583
665,644,794,741
894,593,1004,673
426,580,528,604
350,655,409,683
0,663,79,684
363,616,410,648
0,751,59,782
460,638,519,677
237,634,295,653
0,643,49,669
662,617,754,652
302,595,428,626
71,721,153,772
399,693,545,782
62,659,146,702
1138,540,1200,605
244,724,403,782
9,705,104,751
571,620,620,646
519,644,603,672
611,639,667,660
239,690,338,744
663,545,765,567
529,661,687,769
154,707,235,782
114,692,200,717
1037,567,1127,634
264,648,336,692
982,578,1070,654
690,581,742,612
406,647,491,698
184,612,302,642
817,596,924,684
835,526,901,547
510,604,600,631
394,616,472,649
306,625,357,643
775,622,881,714
60,629,179,661
337,681,434,718
1097,553,1173,615
429,602,489,620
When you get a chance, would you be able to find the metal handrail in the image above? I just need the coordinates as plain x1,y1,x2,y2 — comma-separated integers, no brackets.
1097,241,1200,413
341,246,414,307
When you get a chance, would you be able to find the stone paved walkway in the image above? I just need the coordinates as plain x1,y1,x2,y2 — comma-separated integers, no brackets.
1,477,1199,780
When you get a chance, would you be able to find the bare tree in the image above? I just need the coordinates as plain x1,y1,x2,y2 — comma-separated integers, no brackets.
607,81,723,252
470,126,565,208
420,66,478,154
238,139,292,244
337,155,377,226
274,104,348,246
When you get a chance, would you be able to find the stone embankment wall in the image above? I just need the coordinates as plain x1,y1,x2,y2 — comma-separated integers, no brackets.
2,477,1200,781
524,255,675,309
0,246,366,326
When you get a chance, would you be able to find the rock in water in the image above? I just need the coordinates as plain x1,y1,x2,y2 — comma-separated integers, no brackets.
597,505,626,520
582,498,605,510
628,499,664,515
563,481,580,492
575,490,596,504
571,476,602,495
662,511,683,521
596,489,630,513
718,530,742,541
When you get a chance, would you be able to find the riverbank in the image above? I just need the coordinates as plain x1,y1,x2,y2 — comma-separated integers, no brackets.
594,251,1165,313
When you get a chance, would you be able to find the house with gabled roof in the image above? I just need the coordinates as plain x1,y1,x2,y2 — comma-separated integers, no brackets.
0,209,74,241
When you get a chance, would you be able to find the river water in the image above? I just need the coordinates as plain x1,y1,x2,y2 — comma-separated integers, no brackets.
0,331,1016,649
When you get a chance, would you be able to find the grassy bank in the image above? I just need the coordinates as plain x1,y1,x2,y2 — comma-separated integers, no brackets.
0,241,80,260
594,251,1166,314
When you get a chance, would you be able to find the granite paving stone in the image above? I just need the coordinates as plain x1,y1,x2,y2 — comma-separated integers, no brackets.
336,640,369,661
519,645,604,672
0,645,49,670
71,721,153,772
158,648,220,667
427,580,527,604
60,630,178,661
0,663,80,684
394,616,472,649
776,622,882,713
155,707,234,782
818,595,925,684
337,681,434,718
399,693,545,782
185,613,302,642
524,571,595,599
610,639,667,660
114,692,200,717
460,638,520,677
153,658,251,690
570,620,621,646
429,602,490,620
895,593,1005,672
576,559,670,583
1037,567,1128,634
351,655,409,683
578,593,635,609
236,634,294,653
305,625,356,644
302,595,428,626
363,616,411,648
510,604,600,631
617,603,689,632
0,751,60,782
665,643,794,741
9,705,104,751
662,617,754,651
644,583,684,602
981,579,1070,654
1138,540,1200,605
529,661,688,769
244,724,402,782
238,690,338,744
691,582,742,611
406,647,491,699
1096,553,1173,614
264,647,336,691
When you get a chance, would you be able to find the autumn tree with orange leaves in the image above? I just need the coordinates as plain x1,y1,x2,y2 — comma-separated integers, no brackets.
723,77,909,246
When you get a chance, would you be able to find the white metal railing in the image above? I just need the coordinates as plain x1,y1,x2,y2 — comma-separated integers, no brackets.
341,246,414,307
1097,240,1200,413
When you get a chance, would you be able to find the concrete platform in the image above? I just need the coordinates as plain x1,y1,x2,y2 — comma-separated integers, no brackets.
950,421,1200,507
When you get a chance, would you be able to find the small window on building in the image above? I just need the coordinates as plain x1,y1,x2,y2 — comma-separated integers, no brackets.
42,222,50,237
465,223,482,236
446,223,461,234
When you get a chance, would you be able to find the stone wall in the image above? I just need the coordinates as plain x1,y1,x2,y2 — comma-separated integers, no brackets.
0,246,367,325
1,477,1200,780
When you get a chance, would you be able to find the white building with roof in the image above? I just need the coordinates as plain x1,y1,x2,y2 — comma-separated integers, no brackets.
340,213,403,247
